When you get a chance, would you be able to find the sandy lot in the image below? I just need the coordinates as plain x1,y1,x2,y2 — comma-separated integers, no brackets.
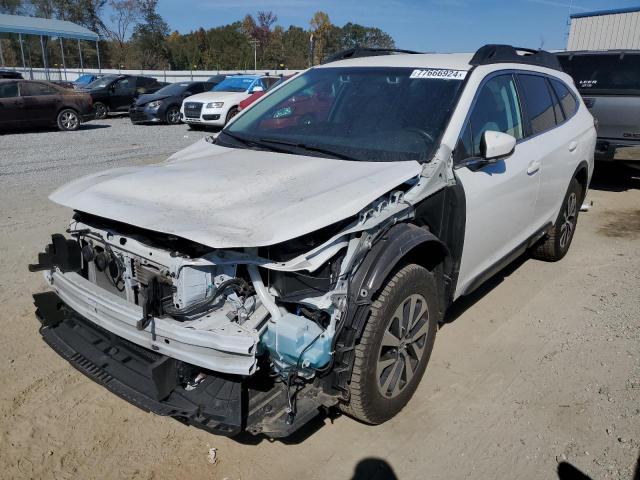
1,119,639,480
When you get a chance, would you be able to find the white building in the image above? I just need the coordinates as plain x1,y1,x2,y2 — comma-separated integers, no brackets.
568,7,640,50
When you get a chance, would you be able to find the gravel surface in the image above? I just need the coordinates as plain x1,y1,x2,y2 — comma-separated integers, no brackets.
0,116,210,189
0,123,638,480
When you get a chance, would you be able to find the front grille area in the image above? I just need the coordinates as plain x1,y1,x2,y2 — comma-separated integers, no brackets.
203,114,220,121
184,102,203,119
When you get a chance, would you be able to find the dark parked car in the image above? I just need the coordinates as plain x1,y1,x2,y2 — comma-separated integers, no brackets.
0,79,94,131
129,81,213,125
84,74,167,119
557,50,640,167
0,69,23,79
72,73,102,89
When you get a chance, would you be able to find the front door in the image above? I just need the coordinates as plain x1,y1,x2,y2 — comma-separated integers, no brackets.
0,81,23,127
454,73,541,297
110,77,137,111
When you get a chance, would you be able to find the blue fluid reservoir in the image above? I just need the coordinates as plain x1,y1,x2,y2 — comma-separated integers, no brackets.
261,313,332,370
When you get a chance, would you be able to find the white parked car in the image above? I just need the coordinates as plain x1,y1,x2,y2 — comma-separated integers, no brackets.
31,45,596,439
180,74,278,128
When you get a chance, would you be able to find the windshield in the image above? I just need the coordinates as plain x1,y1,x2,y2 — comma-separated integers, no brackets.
213,77,257,92
86,75,119,89
223,67,464,162
156,82,191,95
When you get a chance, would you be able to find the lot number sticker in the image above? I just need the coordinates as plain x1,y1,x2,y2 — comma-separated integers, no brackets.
410,68,467,80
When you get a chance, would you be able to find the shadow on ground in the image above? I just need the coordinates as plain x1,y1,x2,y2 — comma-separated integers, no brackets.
589,162,640,192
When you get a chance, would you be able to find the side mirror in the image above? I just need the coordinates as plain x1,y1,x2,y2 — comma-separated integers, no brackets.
251,85,264,93
481,130,516,160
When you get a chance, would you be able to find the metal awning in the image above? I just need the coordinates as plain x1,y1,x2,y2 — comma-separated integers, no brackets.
0,13,99,41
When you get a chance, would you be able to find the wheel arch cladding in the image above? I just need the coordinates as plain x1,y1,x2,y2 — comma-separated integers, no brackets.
356,223,449,300
573,161,589,201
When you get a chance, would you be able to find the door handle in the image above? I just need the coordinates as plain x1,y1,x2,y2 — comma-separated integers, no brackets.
527,159,541,175
568,141,578,152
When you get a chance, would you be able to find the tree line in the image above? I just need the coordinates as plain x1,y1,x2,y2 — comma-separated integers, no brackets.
0,0,395,71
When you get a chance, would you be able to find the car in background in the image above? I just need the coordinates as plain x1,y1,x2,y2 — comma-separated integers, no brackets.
50,80,76,90
0,69,23,79
238,74,295,112
180,74,279,129
206,74,228,85
557,50,640,167
83,74,167,119
0,79,94,131
129,81,214,125
72,73,102,89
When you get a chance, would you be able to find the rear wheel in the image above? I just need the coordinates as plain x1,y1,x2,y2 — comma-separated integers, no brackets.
340,264,439,424
531,177,582,261
94,102,108,120
165,106,181,125
57,109,80,131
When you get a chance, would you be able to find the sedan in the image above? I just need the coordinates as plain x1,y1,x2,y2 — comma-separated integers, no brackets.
0,79,94,131
129,81,213,125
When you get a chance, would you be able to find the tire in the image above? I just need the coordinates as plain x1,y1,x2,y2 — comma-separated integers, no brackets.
531,177,582,262
94,102,108,120
341,264,439,424
57,108,80,131
225,107,238,125
165,106,181,125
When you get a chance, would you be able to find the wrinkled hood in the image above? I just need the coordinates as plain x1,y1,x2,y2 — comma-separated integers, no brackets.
50,139,422,248
183,91,248,104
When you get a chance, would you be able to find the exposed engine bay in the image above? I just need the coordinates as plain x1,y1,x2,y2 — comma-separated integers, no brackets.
30,143,454,436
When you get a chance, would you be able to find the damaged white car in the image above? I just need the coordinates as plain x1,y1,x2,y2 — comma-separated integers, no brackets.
31,45,596,438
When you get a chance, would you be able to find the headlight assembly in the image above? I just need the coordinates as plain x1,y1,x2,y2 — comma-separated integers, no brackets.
206,102,224,109
147,100,161,109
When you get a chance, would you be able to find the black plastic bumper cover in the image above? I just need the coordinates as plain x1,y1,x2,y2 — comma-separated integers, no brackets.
35,291,244,436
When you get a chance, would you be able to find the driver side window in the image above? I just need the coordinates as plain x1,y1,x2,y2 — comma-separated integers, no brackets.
456,74,523,160
114,78,133,93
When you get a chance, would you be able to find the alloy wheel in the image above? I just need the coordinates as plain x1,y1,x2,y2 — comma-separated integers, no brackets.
559,192,577,249
376,293,430,398
60,111,79,130
167,107,180,124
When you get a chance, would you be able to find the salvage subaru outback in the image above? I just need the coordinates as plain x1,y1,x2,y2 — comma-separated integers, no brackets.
31,45,596,438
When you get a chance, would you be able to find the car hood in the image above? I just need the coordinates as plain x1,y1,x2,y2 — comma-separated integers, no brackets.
49,139,422,248
135,93,171,106
183,91,247,104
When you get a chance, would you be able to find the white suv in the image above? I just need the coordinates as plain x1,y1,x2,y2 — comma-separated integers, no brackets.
32,45,596,438
180,74,278,128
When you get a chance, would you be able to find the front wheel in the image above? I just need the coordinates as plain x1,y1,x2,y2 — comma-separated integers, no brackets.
57,109,80,131
165,106,181,125
340,264,439,424
531,177,582,262
225,107,238,125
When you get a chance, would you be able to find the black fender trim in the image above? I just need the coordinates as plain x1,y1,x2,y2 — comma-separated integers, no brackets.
322,223,448,399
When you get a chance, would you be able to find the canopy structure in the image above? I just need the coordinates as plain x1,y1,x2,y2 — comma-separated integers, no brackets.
0,13,100,79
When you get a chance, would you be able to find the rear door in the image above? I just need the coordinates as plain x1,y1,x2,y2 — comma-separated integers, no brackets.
0,81,23,126
454,73,541,297
20,82,60,125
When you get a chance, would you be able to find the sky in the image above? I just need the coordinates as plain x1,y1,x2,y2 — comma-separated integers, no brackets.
156,0,640,52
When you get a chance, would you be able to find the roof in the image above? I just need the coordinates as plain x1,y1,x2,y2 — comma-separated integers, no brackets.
317,53,475,70
0,13,99,41
570,6,640,19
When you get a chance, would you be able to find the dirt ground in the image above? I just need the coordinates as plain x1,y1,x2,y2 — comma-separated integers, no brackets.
0,123,639,480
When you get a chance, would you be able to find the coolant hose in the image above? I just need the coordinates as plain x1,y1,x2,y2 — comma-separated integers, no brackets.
247,264,281,322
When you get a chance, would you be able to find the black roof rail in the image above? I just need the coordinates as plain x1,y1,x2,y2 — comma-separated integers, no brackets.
469,44,563,71
322,47,422,64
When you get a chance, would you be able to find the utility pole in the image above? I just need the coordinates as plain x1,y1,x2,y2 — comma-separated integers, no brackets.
250,39,258,71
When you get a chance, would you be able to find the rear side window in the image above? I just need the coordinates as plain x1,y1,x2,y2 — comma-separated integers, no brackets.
550,79,578,119
558,53,640,94
22,82,57,96
456,74,524,159
517,74,556,135
0,82,18,98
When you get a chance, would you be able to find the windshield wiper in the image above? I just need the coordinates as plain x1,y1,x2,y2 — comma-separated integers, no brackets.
257,137,359,161
218,131,290,153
